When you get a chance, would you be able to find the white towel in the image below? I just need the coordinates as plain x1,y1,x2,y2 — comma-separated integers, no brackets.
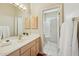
72,20,78,56
58,22,65,56
0,26,10,38
59,20,74,56
3,26,10,38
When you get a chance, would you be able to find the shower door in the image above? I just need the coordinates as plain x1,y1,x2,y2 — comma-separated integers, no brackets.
43,8,60,44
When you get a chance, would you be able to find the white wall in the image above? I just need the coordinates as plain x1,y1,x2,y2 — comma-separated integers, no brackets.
64,3,79,21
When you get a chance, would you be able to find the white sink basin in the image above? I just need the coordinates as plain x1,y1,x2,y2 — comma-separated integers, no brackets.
0,40,11,47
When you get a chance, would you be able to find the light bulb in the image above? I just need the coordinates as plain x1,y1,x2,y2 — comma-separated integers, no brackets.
23,7,26,10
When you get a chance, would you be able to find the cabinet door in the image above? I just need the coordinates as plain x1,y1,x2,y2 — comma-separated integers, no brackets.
21,49,30,56
35,39,40,55
20,41,35,54
30,45,36,56
25,17,30,29
31,16,38,29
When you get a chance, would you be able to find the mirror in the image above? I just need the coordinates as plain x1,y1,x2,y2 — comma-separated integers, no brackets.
0,3,39,38
0,3,31,38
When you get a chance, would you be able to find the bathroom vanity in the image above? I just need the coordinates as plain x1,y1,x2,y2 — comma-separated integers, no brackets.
0,34,41,56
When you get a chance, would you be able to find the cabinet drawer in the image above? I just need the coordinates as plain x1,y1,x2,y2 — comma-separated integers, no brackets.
21,49,30,56
20,41,35,54
8,50,20,56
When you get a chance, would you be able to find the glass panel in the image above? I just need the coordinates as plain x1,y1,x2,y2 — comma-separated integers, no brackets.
43,8,59,56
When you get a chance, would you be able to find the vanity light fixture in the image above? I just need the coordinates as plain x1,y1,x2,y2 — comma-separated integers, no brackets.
14,3,27,10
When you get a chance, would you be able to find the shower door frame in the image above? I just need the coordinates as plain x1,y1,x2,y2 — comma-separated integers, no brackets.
42,7,62,56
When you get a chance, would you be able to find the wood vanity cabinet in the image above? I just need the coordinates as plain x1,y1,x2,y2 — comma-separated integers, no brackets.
20,40,35,56
30,45,36,56
35,38,40,55
8,37,41,56
22,49,30,56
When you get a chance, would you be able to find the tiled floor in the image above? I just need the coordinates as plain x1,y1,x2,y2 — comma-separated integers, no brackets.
43,40,58,56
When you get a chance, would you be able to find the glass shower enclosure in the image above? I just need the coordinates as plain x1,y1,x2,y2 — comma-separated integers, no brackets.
42,8,60,56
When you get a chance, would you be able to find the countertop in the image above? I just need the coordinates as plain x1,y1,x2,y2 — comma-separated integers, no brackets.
0,33,40,56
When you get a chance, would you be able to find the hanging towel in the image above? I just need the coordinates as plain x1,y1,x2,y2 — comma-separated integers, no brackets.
58,22,65,56
72,20,78,56
3,26,10,38
0,26,10,38
59,19,74,56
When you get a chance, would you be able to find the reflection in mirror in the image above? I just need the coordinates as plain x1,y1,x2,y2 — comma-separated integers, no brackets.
0,3,38,39
24,16,38,35
31,16,38,29
0,3,30,39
